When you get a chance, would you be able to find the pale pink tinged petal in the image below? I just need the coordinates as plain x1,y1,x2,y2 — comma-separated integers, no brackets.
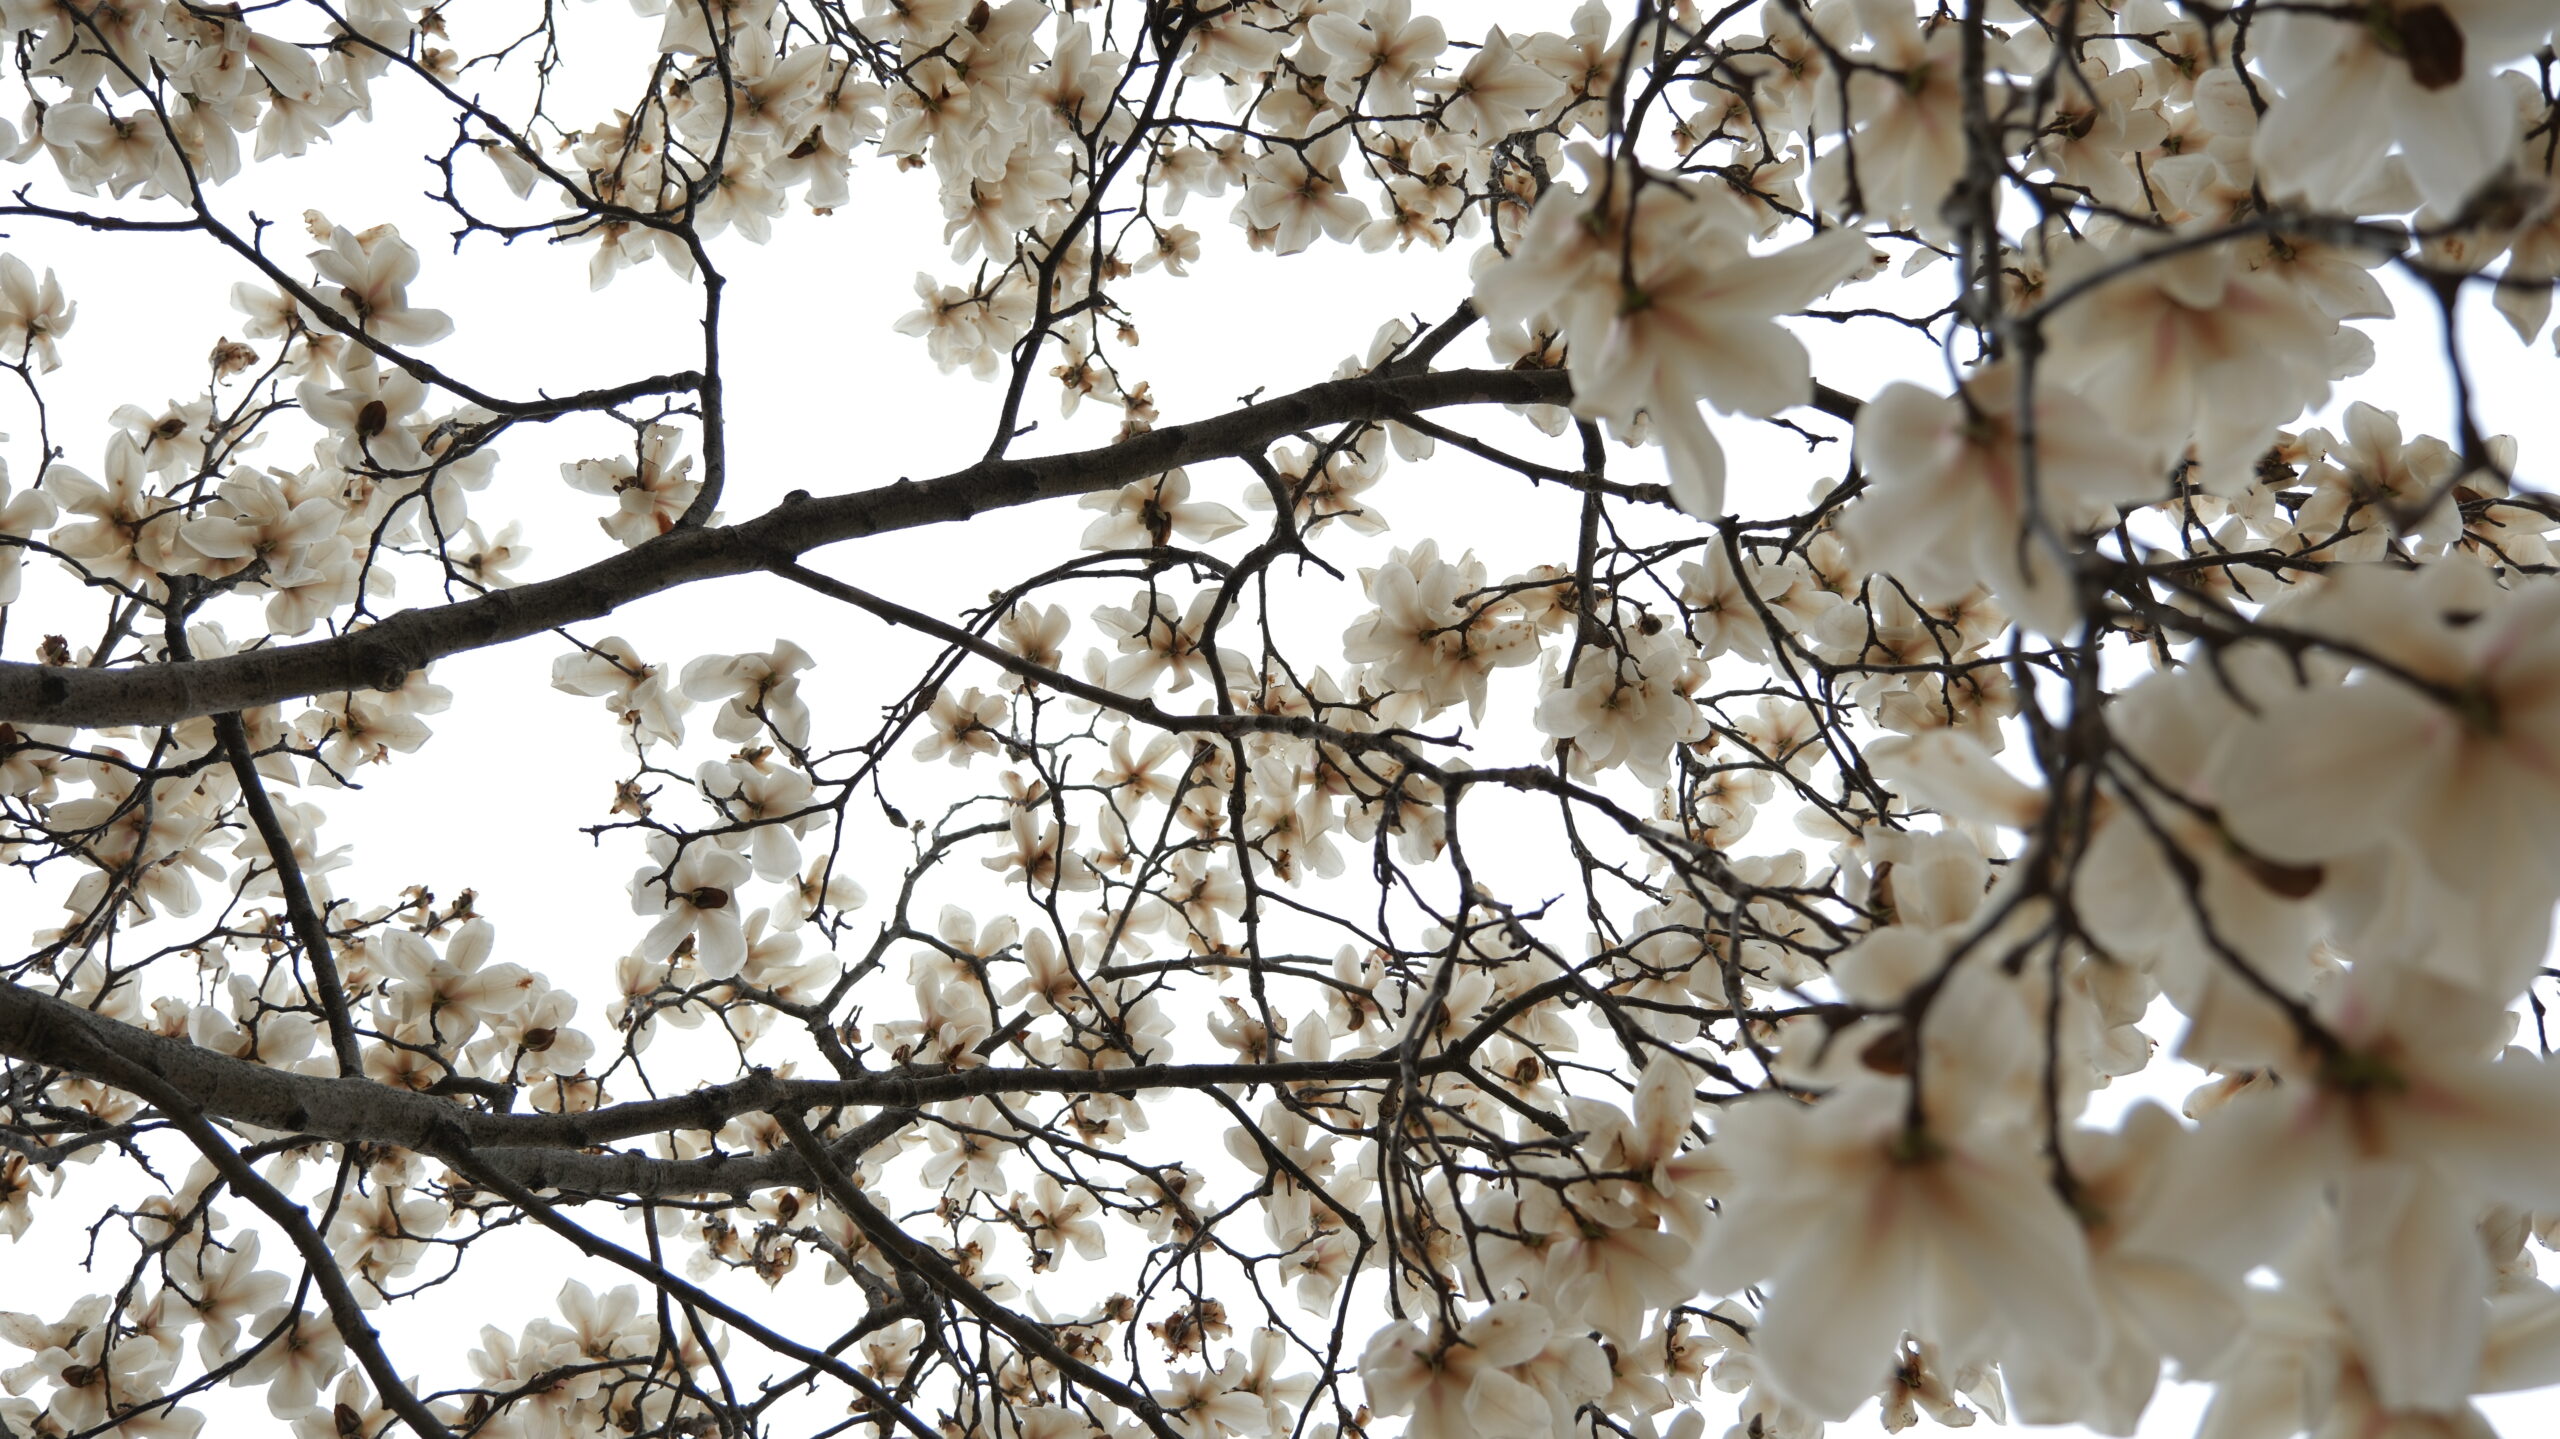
1831,928,1941,1009
2197,859,2316,979
694,907,746,979
2105,1100,2190,1190
750,826,800,883
679,656,739,701
376,239,422,291
1977,526,2083,639
1754,1182,1919,1420
1607,1225,1702,1307
2360,950,2532,1058
1834,476,1949,578
2073,818,2179,953
370,308,454,347
1924,1151,2103,1363
0,1311,58,1350
2486,584,2560,689
1633,1052,1697,1160
2150,247,2237,314
1653,402,1728,519
1851,382,1955,487
2331,1164,2486,1413
2251,60,2392,199
2316,842,2441,966
2296,259,2395,324
1460,1301,1555,1368
1356,1324,1431,1414
2399,1057,2560,1207
1694,1188,1818,1294
1997,1342,2092,1431
42,468,104,512
1461,1369,1552,1439
2476,1286,2560,1394
2195,1357,2315,1439
1672,319,1815,420
179,518,259,560
277,499,342,548
2442,886,2559,998
1203,1392,1268,1433
2408,743,2543,890
2110,1258,2244,1371
1720,224,1863,308
449,963,530,1011
2340,401,2402,459
1912,1226,1999,1353
446,919,495,971
2166,959,2302,1075
1181,503,1245,541
2393,76,2519,213
2087,1327,2169,1437
2118,1090,2328,1275
2205,682,2439,862
1867,730,2045,830
2037,403,2160,510
640,908,694,963
42,105,113,146
1407,1384,1468,1439
2252,11,2361,83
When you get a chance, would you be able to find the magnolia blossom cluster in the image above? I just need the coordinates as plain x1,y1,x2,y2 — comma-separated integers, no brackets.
3,2,2560,1439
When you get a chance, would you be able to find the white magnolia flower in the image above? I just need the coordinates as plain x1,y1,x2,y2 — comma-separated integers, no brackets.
228,1308,346,1418
1343,540,1538,722
631,841,755,977
1422,28,1565,138
1841,362,2158,635
1475,147,1873,517
1533,618,1706,785
552,637,689,750
2206,566,2560,991
2043,231,2338,494
1360,1301,1565,1439
1078,468,1245,551
2134,964,2560,1280
308,222,451,345
2251,0,2554,213
1694,1081,2103,1420
371,920,532,1047
0,255,73,370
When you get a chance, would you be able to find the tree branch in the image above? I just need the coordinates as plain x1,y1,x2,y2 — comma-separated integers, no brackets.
0,975,1449,1194
0,368,1574,728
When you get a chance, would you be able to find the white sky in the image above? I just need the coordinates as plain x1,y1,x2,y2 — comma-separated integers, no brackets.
4,2,2559,1436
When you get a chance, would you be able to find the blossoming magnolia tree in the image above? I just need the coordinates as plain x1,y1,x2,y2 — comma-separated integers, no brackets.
2,0,2560,1435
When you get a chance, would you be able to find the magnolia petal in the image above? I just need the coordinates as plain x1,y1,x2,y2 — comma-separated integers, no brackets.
2331,1163,2487,1413
2478,1286,2560,1394
1461,1367,1552,1439
1654,401,1728,520
2111,1257,2244,1373
1753,1180,1918,1420
2121,1088,2330,1277
1460,1301,1556,1370
1924,1146,2104,1365
2207,681,2440,863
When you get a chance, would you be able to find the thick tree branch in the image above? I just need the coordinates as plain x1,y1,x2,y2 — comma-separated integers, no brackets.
0,975,1445,1193
0,368,1576,728
53,1027,459,1439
